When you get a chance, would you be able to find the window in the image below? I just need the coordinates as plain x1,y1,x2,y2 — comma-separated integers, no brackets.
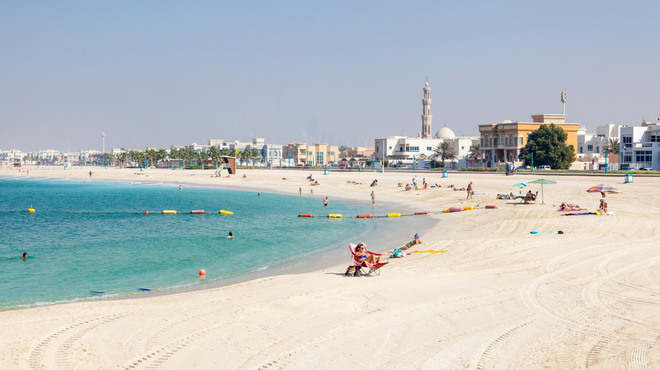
427,146,432,151
579,146,583,154
504,137,508,145
481,138,484,146
652,135,659,142
624,155,632,162
388,146,392,149
498,134,503,146
509,134,513,145
328,151,334,156
588,145,593,151
635,151,652,162
514,137,518,146
623,136,632,148
520,136,524,146
400,147,403,152
307,151,312,156
317,152,324,163
595,146,599,153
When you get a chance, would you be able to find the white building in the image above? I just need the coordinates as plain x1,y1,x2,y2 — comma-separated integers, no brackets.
577,124,621,161
374,81,478,168
621,121,660,170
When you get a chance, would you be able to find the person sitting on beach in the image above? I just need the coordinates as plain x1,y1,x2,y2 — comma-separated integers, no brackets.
307,174,314,181
405,184,412,191
401,233,422,250
370,179,378,187
354,243,383,266
398,183,403,187
227,231,234,239
243,174,247,178
22,252,28,260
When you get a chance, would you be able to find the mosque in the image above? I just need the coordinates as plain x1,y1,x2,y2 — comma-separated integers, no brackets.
374,81,479,167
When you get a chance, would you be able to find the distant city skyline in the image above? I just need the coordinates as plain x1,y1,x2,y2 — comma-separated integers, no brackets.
2,1,659,152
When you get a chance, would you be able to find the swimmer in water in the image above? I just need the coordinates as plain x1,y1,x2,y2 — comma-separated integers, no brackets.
227,231,234,239
179,185,182,190
22,252,28,260
323,197,328,206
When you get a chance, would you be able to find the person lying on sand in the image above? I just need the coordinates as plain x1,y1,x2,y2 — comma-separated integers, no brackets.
310,181,320,186
453,187,466,191
401,233,422,250
560,202,579,210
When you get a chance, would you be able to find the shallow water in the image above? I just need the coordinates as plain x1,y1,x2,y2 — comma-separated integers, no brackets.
0,177,437,308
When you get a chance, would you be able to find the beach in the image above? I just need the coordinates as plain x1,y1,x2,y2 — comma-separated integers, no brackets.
1,168,659,369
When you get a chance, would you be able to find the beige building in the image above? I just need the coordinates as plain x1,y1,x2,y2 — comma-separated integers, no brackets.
478,114,580,166
344,146,374,158
282,142,340,166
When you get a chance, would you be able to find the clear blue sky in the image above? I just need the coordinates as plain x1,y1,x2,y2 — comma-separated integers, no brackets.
1,1,658,152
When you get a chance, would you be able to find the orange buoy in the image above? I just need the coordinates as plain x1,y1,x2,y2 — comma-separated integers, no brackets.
298,213,314,218
191,210,205,214
414,210,430,215
199,269,206,276
143,211,150,215
485,205,498,209
357,214,372,218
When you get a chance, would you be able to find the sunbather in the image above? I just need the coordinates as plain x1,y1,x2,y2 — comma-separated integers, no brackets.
354,243,382,266
401,233,422,250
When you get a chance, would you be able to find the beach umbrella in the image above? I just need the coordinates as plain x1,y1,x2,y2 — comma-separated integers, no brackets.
513,183,528,188
527,179,557,205
587,184,621,198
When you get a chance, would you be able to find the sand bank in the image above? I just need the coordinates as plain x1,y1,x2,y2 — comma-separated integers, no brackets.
1,168,659,369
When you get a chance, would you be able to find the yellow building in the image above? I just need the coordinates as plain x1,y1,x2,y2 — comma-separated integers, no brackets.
282,142,340,166
478,114,580,166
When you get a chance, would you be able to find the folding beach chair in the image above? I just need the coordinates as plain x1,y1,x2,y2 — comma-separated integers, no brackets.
349,243,388,276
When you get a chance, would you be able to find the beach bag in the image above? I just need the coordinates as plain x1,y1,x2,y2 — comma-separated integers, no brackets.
391,248,404,258
345,266,356,277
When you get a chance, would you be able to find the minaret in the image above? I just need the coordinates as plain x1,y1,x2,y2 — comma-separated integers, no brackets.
421,80,432,138
102,132,106,153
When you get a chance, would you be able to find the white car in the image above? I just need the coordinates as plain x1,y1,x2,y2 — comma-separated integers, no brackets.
537,165,551,170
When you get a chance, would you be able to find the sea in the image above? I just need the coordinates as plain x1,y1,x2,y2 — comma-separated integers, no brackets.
0,177,437,309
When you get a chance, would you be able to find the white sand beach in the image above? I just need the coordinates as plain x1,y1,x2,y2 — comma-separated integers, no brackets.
1,168,659,369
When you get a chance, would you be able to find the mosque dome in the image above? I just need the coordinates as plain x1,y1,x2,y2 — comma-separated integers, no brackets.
434,126,456,139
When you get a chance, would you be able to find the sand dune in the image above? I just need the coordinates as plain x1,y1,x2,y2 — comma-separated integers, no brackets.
1,168,659,369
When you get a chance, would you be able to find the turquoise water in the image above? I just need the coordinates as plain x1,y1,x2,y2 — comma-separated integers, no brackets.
0,177,436,309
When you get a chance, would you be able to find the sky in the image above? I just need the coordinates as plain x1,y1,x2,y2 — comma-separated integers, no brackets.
1,1,659,152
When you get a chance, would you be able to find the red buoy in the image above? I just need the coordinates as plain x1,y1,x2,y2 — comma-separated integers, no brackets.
485,205,498,209
298,213,314,218
357,214,373,218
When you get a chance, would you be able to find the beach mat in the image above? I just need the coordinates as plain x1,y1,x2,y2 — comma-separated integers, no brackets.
410,250,447,254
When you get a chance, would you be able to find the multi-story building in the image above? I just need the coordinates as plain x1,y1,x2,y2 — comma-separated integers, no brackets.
282,142,340,166
345,146,374,158
577,124,621,161
478,114,580,167
621,121,660,170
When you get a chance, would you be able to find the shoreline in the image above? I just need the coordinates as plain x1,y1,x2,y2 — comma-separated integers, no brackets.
0,171,441,311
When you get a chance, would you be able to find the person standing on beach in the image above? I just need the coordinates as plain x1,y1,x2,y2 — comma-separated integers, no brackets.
89,171,92,178
299,188,302,196
371,191,375,205
310,189,314,195
467,182,473,200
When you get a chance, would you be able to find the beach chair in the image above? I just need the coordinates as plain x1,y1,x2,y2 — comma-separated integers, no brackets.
349,243,388,276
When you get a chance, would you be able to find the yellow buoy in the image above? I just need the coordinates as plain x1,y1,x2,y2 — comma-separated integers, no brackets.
463,206,474,211
328,214,343,218
162,210,178,214
443,209,450,213
386,213,401,217
219,210,233,215
28,208,35,213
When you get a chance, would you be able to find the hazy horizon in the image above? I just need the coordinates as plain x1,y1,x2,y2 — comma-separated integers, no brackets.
2,1,659,152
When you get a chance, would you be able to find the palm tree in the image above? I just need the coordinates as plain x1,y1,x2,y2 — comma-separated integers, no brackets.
208,147,221,168
250,147,262,167
116,152,129,168
469,143,481,167
435,142,456,162
156,149,168,167
338,145,348,157
605,138,620,155
103,153,115,166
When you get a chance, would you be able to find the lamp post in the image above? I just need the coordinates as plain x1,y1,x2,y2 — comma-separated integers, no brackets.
531,152,534,173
